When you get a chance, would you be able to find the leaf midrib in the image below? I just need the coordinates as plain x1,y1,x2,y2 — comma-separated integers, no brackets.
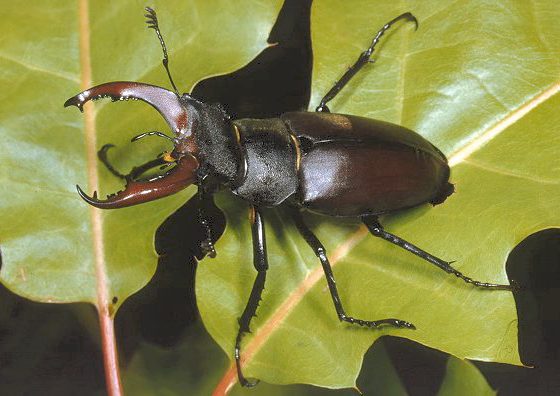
448,81,560,167
79,0,107,311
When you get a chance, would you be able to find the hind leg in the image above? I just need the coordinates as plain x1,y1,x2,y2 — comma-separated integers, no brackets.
362,215,514,290
291,209,415,329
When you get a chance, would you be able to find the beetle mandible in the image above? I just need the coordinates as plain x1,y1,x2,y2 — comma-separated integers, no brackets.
65,7,514,387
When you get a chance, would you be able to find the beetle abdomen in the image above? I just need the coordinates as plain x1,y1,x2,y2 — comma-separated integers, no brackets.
281,112,452,217
298,140,450,216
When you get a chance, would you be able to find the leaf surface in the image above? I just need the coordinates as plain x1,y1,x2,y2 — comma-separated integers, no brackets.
0,0,282,306
199,0,560,389
437,358,495,396
0,0,558,391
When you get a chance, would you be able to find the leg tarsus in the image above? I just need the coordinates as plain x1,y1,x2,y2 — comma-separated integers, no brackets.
97,143,171,181
338,313,415,329
128,157,170,181
362,215,513,291
98,144,127,179
235,332,259,387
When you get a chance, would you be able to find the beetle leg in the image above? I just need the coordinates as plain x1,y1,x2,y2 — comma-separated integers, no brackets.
196,171,217,258
98,144,172,182
128,157,172,181
98,144,127,179
235,206,268,387
291,209,415,330
362,216,514,290
315,12,418,113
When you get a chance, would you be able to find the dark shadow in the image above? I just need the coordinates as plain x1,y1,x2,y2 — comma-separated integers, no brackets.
476,229,560,395
192,0,313,119
363,229,560,395
115,0,314,352
382,337,448,396
0,281,104,395
116,193,226,358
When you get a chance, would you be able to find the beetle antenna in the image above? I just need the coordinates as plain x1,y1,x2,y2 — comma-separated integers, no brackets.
145,7,180,94
316,12,418,112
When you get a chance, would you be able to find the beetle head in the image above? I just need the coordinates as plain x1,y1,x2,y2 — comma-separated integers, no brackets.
65,82,200,208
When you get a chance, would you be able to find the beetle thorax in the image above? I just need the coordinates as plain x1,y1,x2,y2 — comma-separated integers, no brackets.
178,95,240,185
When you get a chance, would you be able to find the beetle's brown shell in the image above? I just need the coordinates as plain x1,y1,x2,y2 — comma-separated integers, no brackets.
282,112,452,217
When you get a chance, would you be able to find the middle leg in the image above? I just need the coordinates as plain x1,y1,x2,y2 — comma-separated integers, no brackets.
290,209,414,329
235,206,269,387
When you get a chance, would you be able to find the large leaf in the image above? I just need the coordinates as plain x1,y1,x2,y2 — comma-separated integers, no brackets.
1,0,558,393
0,1,282,392
199,0,560,390
0,0,281,306
123,324,409,396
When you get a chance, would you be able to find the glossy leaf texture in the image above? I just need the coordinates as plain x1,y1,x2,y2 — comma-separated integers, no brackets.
122,324,496,395
0,0,558,392
0,0,282,306
437,359,495,396
197,0,560,390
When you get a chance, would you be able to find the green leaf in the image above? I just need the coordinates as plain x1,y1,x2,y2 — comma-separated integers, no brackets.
122,324,407,396
0,0,282,305
437,358,495,396
198,0,560,389
1,0,558,392
122,322,230,396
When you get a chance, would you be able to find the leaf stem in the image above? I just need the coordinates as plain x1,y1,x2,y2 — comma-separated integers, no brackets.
212,365,236,396
78,1,123,394
99,307,123,396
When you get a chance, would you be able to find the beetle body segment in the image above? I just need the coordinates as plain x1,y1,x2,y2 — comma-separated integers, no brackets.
225,111,452,216
232,118,299,206
282,112,452,216
179,95,239,182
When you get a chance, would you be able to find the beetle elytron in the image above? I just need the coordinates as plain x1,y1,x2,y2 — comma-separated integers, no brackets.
65,7,513,386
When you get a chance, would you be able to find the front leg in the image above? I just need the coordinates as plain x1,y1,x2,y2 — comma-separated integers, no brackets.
196,171,217,258
97,144,171,181
235,206,268,387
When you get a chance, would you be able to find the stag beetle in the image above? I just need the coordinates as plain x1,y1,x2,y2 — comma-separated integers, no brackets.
65,7,513,387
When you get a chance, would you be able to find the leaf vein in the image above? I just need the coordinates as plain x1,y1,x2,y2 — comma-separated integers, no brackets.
463,159,559,185
0,51,80,83
449,80,560,166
